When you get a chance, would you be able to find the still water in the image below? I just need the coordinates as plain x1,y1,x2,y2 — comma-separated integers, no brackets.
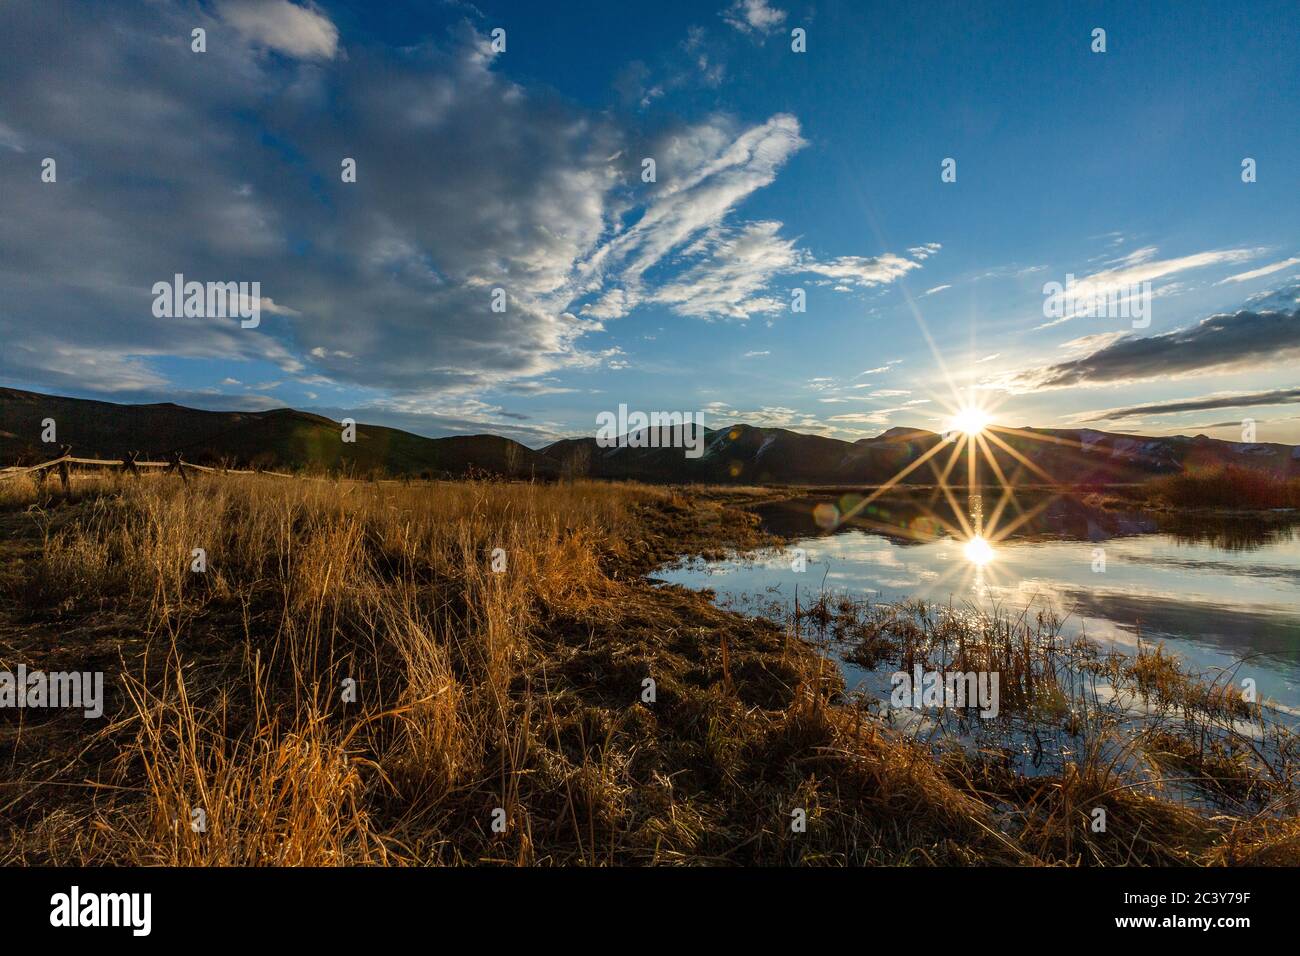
657,491,1300,712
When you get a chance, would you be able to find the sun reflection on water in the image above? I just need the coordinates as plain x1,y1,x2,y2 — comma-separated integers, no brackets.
963,534,996,567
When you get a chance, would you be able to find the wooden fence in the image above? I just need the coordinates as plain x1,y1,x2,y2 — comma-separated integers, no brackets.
0,445,305,491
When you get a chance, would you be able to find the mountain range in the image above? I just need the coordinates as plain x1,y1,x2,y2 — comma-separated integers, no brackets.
3,386,1298,487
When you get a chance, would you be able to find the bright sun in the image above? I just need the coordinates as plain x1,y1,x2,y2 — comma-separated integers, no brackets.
963,535,996,566
949,406,992,436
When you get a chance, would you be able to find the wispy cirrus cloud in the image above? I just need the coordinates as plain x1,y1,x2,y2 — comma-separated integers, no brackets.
576,113,931,324
646,221,927,321
646,220,799,319
1073,387,1300,422
701,401,824,432
826,410,903,426
1216,256,1300,285
1035,246,1262,328
856,361,903,377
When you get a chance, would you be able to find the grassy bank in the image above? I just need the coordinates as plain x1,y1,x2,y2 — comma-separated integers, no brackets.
0,472,1296,865
1140,465,1300,510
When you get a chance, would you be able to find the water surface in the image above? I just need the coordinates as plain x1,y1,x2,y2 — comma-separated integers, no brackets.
658,490,1300,711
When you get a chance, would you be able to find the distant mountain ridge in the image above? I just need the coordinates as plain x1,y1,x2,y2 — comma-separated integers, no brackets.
3,386,1298,486
546,421,1300,486
0,387,558,478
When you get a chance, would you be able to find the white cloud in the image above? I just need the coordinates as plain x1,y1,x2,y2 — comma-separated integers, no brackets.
590,114,808,301
1036,247,1262,328
580,288,631,320
1111,245,1158,266
803,253,921,287
638,215,931,321
217,1,339,60
722,0,787,35
0,120,24,152
827,411,896,425
0,11,925,404
857,361,901,376
0,342,170,394
649,221,798,319
1216,256,1300,285
260,297,301,316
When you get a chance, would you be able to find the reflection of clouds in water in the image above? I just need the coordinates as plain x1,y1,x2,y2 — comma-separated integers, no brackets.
659,521,1300,710
725,549,820,571
983,581,1148,646
827,567,936,586
1012,574,1253,612
691,564,740,576
819,537,896,560
982,584,1143,646
1089,627,1144,649
1138,556,1300,584
846,550,903,566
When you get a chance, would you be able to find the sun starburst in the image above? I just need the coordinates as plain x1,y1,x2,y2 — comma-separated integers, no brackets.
948,405,992,437
962,534,995,566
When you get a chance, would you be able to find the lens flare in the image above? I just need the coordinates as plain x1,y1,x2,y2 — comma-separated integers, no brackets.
963,534,995,566
949,406,992,436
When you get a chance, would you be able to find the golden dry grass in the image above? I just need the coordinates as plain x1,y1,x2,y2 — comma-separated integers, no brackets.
0,471,1295,865
1147,465,1300,510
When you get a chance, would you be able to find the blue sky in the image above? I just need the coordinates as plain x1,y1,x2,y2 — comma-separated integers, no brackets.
1,0,1298,445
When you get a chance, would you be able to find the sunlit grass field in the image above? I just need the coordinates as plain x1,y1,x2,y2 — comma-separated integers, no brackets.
0,472,1296,865
1147,466,1300,510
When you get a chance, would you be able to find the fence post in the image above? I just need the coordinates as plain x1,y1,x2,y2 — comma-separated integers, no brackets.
123,450,140,478
57,444,72,493
167,451,188,484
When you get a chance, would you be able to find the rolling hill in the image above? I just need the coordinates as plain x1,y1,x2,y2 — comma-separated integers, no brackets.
3,386,1298,486
0,387,557,478
546,421,1300,487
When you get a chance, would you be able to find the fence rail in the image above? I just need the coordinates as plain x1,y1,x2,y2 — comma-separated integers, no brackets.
0,448,472,489
0,446,307,490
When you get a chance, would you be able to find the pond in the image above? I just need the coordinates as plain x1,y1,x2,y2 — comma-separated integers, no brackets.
657,490,1300,713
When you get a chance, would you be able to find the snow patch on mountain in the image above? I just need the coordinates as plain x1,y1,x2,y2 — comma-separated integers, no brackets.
1078,430,1107,452
1111,438,1142,459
